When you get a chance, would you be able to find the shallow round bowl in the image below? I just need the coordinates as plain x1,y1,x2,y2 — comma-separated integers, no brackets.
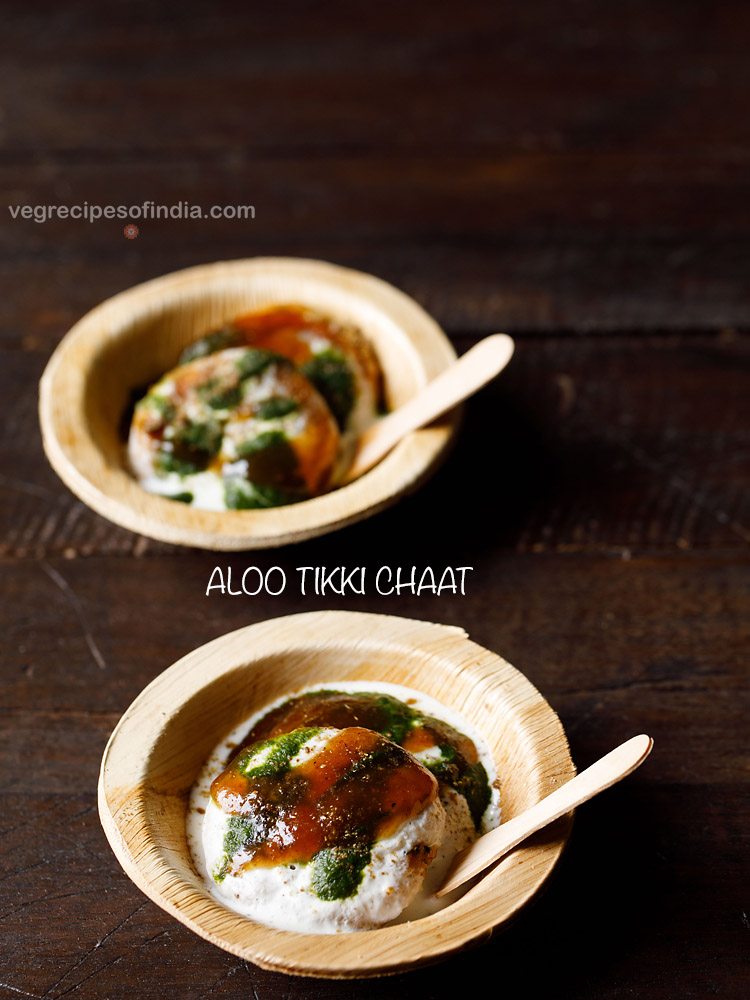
39,258,458,549
98,611,575,978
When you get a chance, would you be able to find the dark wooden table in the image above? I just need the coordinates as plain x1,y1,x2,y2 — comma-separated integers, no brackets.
1,2,748,997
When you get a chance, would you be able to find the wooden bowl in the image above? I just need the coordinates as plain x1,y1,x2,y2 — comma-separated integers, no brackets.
39,258,458,549
98,611,575,978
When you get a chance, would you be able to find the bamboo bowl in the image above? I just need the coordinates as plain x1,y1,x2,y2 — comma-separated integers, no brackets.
98,611,575,978
39,258,458,549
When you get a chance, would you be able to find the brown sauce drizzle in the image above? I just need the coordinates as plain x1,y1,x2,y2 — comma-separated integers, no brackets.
180,304,385,421
211,726,437,874
241,690,479,765
231,306,341,369
237,690,492,830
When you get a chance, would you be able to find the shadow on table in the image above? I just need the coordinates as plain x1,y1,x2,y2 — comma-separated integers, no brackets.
394,783,668,999
299,376,561,567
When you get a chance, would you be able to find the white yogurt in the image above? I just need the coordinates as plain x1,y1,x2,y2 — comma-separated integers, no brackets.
187,681,500,933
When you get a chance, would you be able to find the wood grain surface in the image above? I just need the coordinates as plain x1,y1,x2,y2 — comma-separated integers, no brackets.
1,1,748,998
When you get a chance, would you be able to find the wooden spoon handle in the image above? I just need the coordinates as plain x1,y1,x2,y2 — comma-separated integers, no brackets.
341,333,514,484
437,733,654,896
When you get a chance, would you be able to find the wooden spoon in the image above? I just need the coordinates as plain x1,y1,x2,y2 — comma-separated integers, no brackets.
437,733,654,897
341,333,515,484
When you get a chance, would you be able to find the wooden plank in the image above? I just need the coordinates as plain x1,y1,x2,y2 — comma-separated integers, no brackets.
0,553,747,996
2,334,747,557
0,0,748,993
1,0,750,331
2,156,750,332
1,2,748,158
0,783,745,999
1,554,746,769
